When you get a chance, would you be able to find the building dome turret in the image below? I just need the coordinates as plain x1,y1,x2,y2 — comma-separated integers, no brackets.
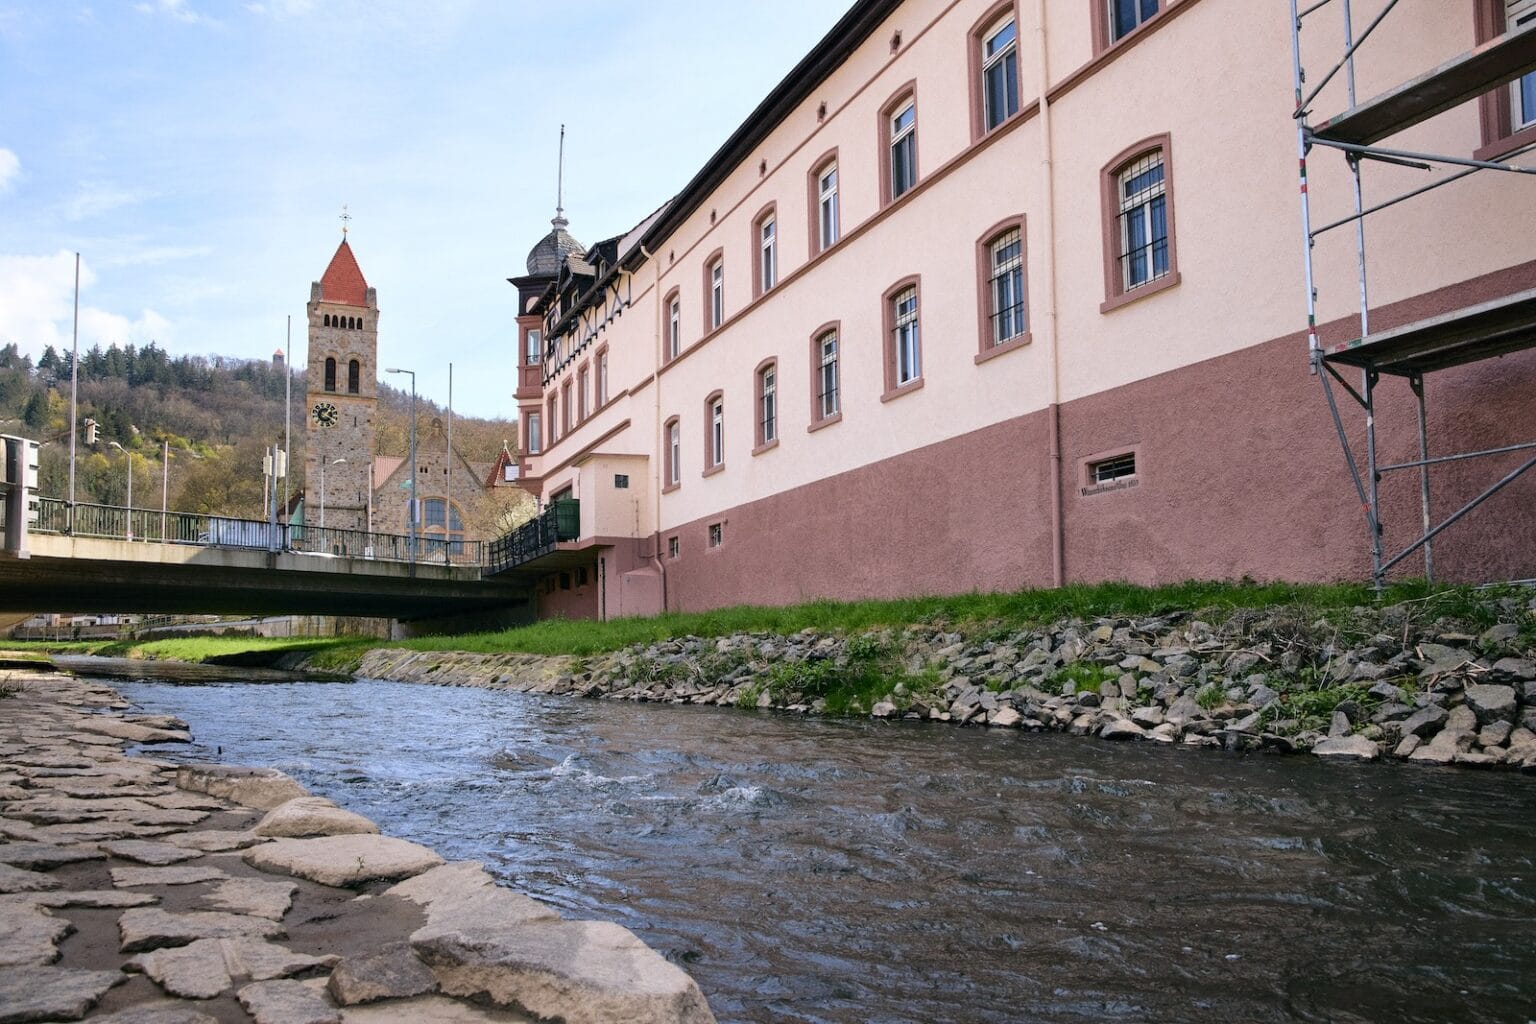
525,214,584,276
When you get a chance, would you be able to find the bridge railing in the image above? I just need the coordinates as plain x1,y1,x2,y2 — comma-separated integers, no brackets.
32,497,485,568
486,498,579,575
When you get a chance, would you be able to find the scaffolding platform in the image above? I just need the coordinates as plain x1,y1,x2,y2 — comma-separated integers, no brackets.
1311,22,1536,146
1324,286,1536,375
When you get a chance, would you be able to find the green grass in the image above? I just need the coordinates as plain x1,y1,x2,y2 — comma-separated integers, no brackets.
396,579,1472,658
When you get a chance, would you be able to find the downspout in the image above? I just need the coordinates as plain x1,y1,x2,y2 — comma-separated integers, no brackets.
640,244,668,612
1034,0,1065,588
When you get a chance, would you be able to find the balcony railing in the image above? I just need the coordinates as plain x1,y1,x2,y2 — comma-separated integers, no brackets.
485,498,579,575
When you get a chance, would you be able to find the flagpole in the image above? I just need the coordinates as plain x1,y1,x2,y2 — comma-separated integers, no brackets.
283,316,291,522
446,362,453,564
67,253,80,528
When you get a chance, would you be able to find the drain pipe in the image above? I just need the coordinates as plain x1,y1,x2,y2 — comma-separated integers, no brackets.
1035,0,1065,588
640,243,668,612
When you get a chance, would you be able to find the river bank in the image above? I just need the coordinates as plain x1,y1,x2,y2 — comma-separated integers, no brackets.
0,665,715,1023
344,592,1536,772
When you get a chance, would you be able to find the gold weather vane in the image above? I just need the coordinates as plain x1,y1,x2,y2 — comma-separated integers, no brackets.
340,204,352,237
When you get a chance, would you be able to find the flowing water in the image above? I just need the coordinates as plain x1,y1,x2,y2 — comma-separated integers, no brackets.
115,677,1536,1024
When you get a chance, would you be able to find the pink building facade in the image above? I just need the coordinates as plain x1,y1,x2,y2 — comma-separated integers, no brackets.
505,0,1536,619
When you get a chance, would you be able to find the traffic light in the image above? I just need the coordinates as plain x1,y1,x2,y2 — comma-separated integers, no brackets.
84,418,98,445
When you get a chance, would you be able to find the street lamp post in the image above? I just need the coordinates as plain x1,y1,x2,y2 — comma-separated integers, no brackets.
319,457,346,530
385,367,417,568
160,439,169,541
108,441,132,541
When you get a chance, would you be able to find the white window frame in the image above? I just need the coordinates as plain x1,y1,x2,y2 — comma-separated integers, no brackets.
892,287,920,387
548,393,559,444
598,350,609,405
526,411,541,454
1110,0,1159,42
890,101,917,200
818,163,840,250
668,295,681,359
759,364,777,445
709,398,725,467
526,328,542,366
710,259,724,330
989,229,1026,345
667,420,680,486
1118,151,1169,291
1512,1,1536,130
981,15,1019,131
818,331,840,419
759,216,777,293
578,366,590,421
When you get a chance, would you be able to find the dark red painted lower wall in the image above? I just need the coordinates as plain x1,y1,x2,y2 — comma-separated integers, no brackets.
661,264,1536,612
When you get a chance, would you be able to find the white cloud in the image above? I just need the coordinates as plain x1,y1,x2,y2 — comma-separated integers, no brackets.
244,0,316,17
65,183,150,222
132,0,213,25
0,251,172,358
0,148,18,192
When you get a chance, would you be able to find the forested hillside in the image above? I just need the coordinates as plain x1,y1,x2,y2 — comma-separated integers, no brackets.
0,341,520,521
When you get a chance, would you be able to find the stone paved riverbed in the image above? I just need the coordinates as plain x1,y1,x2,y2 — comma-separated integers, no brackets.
0,666,714,1024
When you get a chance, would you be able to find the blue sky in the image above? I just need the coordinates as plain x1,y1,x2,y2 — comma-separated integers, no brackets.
0,0,846,418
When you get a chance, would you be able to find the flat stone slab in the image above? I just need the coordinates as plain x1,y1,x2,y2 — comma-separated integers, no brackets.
238,978,342,1024
1312,736,1381,760
74,717,192,744
415,919,716,1024
202,877,298,921
0,900,72,966
113,865,230,888
166,830,266,852
326,942,437,1006
0,964,124,1023
338,995,534,1022
387,861,558,936
128,937,338,999
0,842,104,870
7,888,158,909
255,797,380,839
0,862,60,893
34,821,180,843
245,835,443,888
89,1000,221,1023
176,765,309,811
119,907,285,953
101,840,205,866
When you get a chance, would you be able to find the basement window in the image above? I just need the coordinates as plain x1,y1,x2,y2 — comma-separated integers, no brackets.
668,536,680,559
1082,450,1140,495
708,522,723,548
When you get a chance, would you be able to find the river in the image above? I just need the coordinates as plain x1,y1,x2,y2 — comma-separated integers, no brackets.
115,677,1536,1024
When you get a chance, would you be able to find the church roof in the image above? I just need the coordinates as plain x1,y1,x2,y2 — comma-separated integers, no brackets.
525,216,585,276
319,239,370,306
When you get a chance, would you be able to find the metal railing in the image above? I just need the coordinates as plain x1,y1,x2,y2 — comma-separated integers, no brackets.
32,497,485,568
486,498,579,575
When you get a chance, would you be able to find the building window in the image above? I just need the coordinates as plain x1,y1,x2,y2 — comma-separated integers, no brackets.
614,473,629,489
755,209,777,296
705,393,725,471
1513,1,1536,129
814,327,840,422
706,254,725,332
665,417,681,488
1101,137,1179,310
597,346,609,405
980,11,1020,133
668,535,680,559
755,361,777,449
347,359,360,394
526,411,541,454
665,290,681,361
987,226,1027,347
885,282,921,393
1109,0,1158,42
578,364,590,422
526,328,542,366
817,160,839,252
1090,452,1137,484
548,393,559,445
419,498,464,556
887,94,918,202
562,379,573,436
323,357,336,392
1478,1,1536,158
708,522,723,548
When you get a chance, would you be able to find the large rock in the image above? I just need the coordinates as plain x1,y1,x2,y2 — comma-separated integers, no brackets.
118,908,284,953
415,918,715,1024
244,835,443,888
0,842,104,870
1398,705,1447,739
175,765,309,812
113,865,229,888
254,797,379,839
128,937,337,999
0,964,124,1023
1409,728,1476,765
88,1001,220,1023
326,942,438,1005
237,978,342,1024
1099,719,1147,741
0,863,60,894
101,840,204,866
1463,684,1518,724
74,717,191,745
166,830,266,853
1311,736,1380,761
0,900,72,966
17,889,158,909
336,994,536,1023
202,877,297,921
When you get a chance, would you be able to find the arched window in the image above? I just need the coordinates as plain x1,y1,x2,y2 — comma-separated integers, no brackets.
323,357,337,392
419,498,465,558
323,314,331,327
347,359,360,394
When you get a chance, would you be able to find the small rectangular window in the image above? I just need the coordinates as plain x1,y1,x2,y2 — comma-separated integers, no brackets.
526,329,542,366
527,411,542,454
1091,452,1137,484
576,567,588,587
982,16,1019,131
709,398,725,467
818,164,840,250
559,572,571,590
759,216,777,293
614,473,629,489
890,101,917,199
710,260,725,330
668,296,681,359
1110,0,1159,41
708,522,723,548
758,364,777,446
598,349,609,404
668,535,680,558
667,420,681,486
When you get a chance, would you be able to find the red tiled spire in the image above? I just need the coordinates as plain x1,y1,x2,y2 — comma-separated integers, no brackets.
319,239,369,307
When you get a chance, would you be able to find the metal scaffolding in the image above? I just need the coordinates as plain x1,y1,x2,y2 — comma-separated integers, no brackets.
1289,0,1536,589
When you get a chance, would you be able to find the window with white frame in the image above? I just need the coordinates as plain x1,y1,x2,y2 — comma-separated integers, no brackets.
578,366,589,421
1091,452,1137,484
759,215,777,293
890,100,917,200
709,397,725,468
1513,1,1536,130
525,329,542,366
708,522,723,548
757,364,777,446
526,411,541,454
667,293,681,359
989,228,1026,344
548,393,559,444
818,163,840,250
597,349,609,405
666,418,680,486
891,286,921,386
709,259,725,330
1110,0,1158,41
668,535,679,558
817,330,840,420
1117,151,1169,291
982,14,1019,131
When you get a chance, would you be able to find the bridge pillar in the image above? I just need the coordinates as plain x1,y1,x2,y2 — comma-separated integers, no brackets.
1,435,40,560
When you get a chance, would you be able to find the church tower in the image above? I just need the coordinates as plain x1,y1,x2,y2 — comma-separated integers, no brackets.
304,236,378,534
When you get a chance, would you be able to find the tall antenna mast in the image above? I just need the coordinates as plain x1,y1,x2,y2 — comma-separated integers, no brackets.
554,124,566,227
